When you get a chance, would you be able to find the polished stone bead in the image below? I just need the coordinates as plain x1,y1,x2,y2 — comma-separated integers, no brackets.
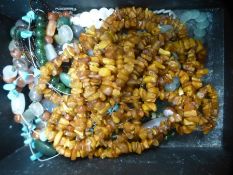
36,21,46,28
15,19,28,28
29,86,42,102
34,140,57,156
50,76,59,85
44,43,57,61
72,25,84,38
35,27,46,38
11,93,25,114
63,88,71,94
35,48,45,58
57,16,70,28
59,72,71,87
164,77,180,92
35,38,45,48
22,109,35,123
57,25,73,44
2,65,18,81
38,58,47,66
8,40,17,52
41,99,56,113
13,58,28,71
36,14,45,22
29,102,44,117
56,83,66,92
46,20,57,37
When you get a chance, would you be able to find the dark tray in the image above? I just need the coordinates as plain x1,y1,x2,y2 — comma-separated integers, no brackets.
0,0,232,175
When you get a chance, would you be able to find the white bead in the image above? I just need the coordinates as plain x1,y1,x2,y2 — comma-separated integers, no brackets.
29,87,42,102
2,65,18,80
11,93,25,114
29,102,44,117
44,44,58,61
22,109,35,123
142,117,167,129
163,109,174,117
99,7,109,20
89,9,100,21
58,25,73,44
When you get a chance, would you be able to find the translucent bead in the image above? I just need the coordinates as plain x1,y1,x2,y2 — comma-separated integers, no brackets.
159,25,173,33
8,40,17,52
29,87,42,102
13,58,28,71
15,19,28,28
164,77,180,92
142,117,167,129
72,25,84,38
10,48,22,59
11,93,25,114
22,109,35,123
2,65,17,83
99,7,109,20
44,43,58,61
46,20,57,37
41,99,56,113
29,102,44,117
58,25,73,44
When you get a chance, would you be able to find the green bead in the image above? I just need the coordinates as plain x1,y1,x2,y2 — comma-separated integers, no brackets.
36,21,46,28
36,14,45,22
57,17,70,28
56,83,66,92
35,48,45,58
38,58,47,66
59,72,71,87
35,38,45,48
50,76,59,85
63,88,71,94
35,27,45,38
34,140,57,156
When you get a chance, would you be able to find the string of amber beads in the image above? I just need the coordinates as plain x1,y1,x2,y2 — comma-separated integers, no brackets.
37,7,219,160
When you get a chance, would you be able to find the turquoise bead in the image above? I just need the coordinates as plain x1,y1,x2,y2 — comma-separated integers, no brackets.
56,83,66,92
3,83,16,91
20,30,33,38
35,27,45,38
35,38,45,48
57,17,70,28
34,140,57,156
22,15,31,23
50,76,59,85
59,73,71,87
27,11,36,20
63,88,71,94
30,152,43,161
